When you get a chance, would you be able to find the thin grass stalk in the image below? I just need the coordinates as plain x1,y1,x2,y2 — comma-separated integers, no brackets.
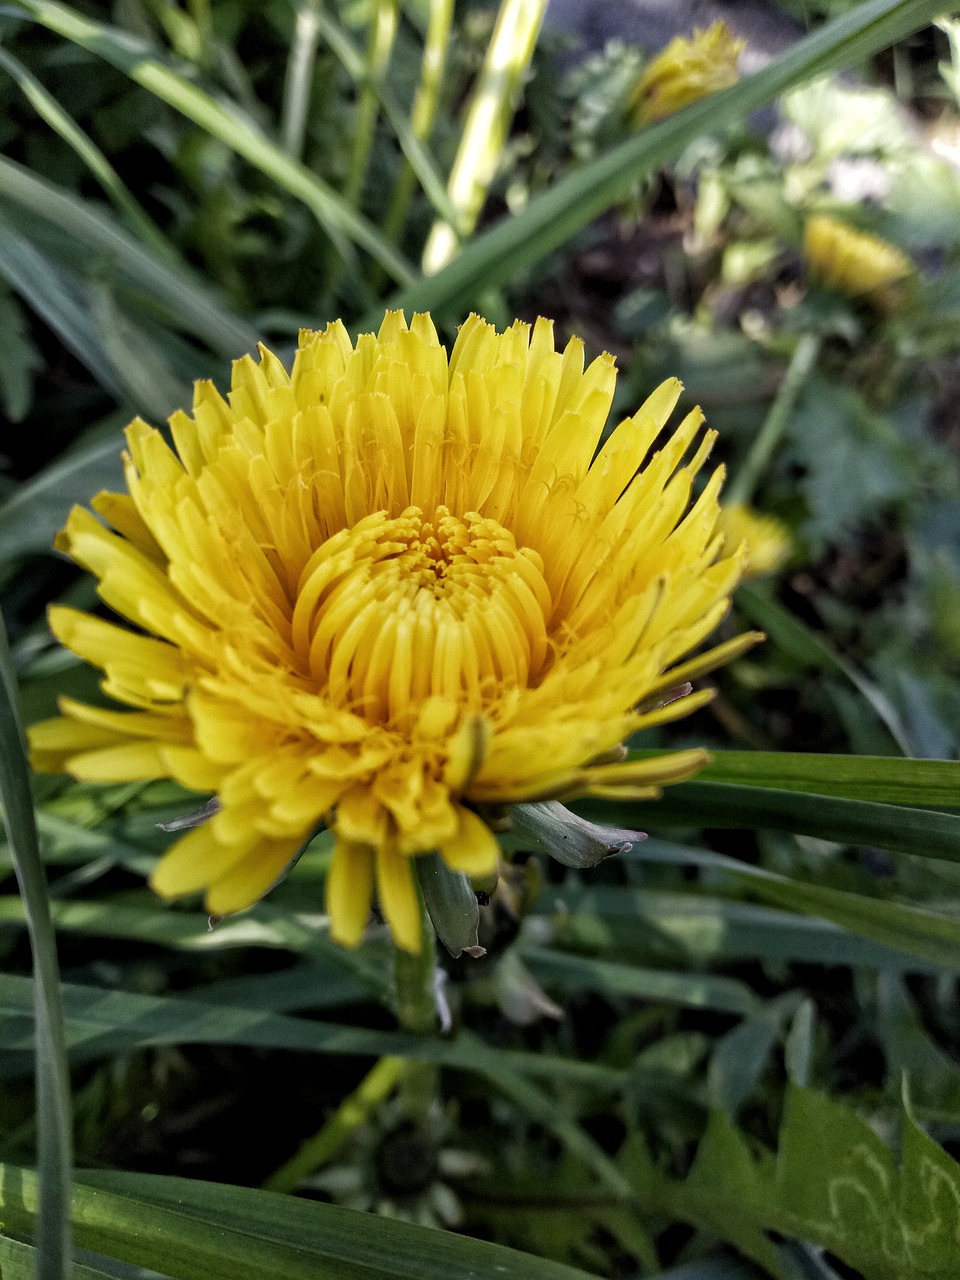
281,0,323,160
725,333,821,507
263,1056,404,1193
0,616,72,1279
421,0,547,274
310,6,458,225
345,0,400,209
322,0,400,299
381,0,454,247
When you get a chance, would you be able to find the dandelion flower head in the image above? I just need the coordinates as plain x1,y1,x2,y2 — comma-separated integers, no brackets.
31,313,752,951
629,21,745,127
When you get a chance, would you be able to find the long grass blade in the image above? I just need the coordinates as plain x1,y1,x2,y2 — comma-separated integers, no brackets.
0,616,72,1279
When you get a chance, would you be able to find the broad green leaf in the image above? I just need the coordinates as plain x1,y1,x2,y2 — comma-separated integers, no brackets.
0,618,73,1279
0,1163,597,1280
365,0,950,324
688,750,960,808
16,0,414,286
0,157,255,359
626,1083,960,1279
0,973,624,1090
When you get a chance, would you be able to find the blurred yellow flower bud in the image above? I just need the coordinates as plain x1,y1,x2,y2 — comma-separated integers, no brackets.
804,214,913,311
629,22,745,126
717,504,791,580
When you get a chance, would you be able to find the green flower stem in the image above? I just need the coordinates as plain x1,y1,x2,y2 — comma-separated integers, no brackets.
393,882,440,1122
725,332,821,508
381,0,454,247
393,884,438,1037
281,0,323,160
263,1055,405,1193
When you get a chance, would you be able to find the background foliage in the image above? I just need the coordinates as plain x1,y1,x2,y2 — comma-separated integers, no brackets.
2,1,960,1277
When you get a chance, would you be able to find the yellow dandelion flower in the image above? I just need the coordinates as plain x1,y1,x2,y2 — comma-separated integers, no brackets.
717,504,791,579
628,22,745,127
30,313,756,952
804,214,913,307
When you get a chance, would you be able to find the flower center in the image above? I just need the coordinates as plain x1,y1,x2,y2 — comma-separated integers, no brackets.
291,506,553,726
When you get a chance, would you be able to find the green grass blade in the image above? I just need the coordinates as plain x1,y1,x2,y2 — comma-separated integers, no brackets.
0,1237,125,1280
0,157,256,358
587,784,960,860
661,750,960,807
0,618,73,1280
0,1163,597,1280
520,947,760,1015
16,0,415,285
0,973,625,1090
0,426,125,566
0,217,119,392
630,841,960,971
545,885,951,972
0,44,178,264
363,0,947,324
736,585,914,753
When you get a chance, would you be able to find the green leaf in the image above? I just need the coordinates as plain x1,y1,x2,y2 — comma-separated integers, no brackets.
0,1236,131,1280
0,216,120,393
629,839,960,971
364,0,950,324
0,618,73,1279
16,0,414,286
547,883,951,972
689,750,960,808
0,1162,598,1280
0,42,177,264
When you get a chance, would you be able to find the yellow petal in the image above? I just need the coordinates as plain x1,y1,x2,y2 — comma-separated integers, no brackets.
375,844,421,954
438,806,500,877
205,836,304,916
326,838,375,948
